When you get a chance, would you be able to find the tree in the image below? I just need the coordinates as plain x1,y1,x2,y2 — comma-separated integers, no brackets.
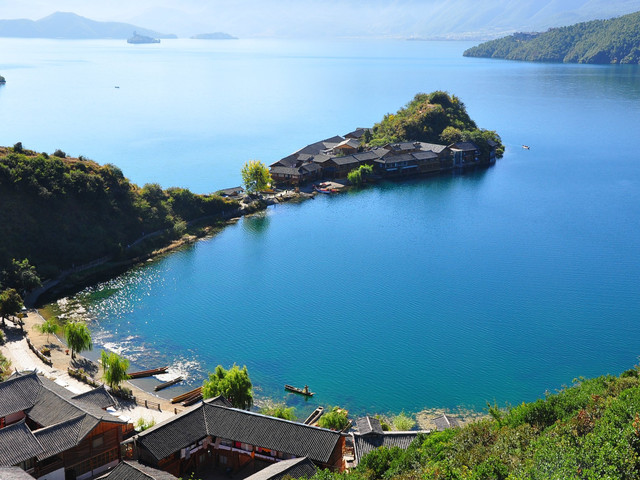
35,319,58,343
0,288,23,327
2,258,41,295
101,350,130,389
260,404,296,420
202,364,253,409
318,406,350,431
63,321,92,360
241,160,272,194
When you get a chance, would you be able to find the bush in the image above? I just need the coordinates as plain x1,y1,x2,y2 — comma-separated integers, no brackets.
13,142,23,153
52,149,66,158
318,406,350,431
392,412,415,431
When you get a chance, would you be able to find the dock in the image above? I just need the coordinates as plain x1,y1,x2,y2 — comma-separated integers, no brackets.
154,376,184,391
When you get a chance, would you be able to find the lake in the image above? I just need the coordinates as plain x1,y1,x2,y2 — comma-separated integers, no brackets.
2,38,640,417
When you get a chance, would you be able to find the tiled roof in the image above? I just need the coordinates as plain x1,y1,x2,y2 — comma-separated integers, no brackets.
0,467,37,479
356,417,384,435
97,460,179,480
417,142,448,154
451,141,478,152
72,386,117,410
244,457,317,480
352,432,422,465
412,151,438,160
332,155,360,166
335,139,360,149
0,420,44,467
0,372,41,418
33,415,88,460
432,413,461,430
131,403,343,464
271,166,301,176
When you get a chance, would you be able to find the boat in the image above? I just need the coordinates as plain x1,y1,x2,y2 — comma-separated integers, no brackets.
154,376,184,391
284,384,314,396
181,392,203,406
127,366,168,379
303,406,324,425
522,145,530,150
313,185,332,194
127,31,160,44
170,386,202,404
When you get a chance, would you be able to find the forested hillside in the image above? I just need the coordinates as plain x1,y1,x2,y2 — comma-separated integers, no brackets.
369,92,504,162
463,10,640,63
0,145,237,281
315,366,640,479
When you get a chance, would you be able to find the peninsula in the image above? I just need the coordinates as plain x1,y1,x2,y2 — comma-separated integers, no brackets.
463,10,640,64
191,32,237,40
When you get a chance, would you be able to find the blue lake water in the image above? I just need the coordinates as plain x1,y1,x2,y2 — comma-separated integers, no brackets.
2,38,640,417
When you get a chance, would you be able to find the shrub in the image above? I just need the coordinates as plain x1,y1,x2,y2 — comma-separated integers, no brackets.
13,142,23,153
392,411,416,431
318,406,350,431
52,149,66,158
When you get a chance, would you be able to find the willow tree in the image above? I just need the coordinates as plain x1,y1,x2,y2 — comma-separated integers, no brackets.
35,319,58,343
202,364,253,410
63,321,92,360
101,351,130,390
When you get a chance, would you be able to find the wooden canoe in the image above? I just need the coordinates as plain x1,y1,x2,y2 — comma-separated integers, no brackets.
154,376,184,391
285,384,314,396
171,386,202,404
128,366,169,379
181,392,203,407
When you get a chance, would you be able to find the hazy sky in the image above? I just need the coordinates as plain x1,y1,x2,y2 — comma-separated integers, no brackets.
2,0,640,38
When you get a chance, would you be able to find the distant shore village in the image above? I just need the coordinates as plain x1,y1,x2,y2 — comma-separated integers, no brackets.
269,128,499,187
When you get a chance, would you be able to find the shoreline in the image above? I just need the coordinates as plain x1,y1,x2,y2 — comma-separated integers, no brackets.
24,304,483,430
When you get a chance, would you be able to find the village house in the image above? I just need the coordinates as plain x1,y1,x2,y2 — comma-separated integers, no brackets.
450,141,480,167
122,397,345,478
96,460,178,480
344,128,372,141
242,457,317,480
0,371,132,480
332,138,361,156
350,417,426,468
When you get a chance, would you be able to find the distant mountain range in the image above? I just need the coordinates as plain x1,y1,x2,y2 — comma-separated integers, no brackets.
463,10,640,63
0,12,176,39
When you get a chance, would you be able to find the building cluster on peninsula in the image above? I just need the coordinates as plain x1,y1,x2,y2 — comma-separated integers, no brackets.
0,370,459,480
269,128,498,187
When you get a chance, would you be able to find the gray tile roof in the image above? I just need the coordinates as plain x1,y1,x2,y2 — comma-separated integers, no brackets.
271,166,301,176
0,420,44,467
412,151,438,160
332,155,360,167
344,128,372,140
0,467,37,479
0,371,41,418
72,386,117,410
356,417,384,435
432,413,461,430
451,141,478,152
335,139,360,149
33,415,87,460
243,457,317,480
97,460,179,480
131,403,343,464
352,432,421,465
417,142,448,154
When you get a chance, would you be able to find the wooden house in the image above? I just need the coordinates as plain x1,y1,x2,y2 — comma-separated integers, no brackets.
123,398,345,478
242,456,317,480
332,139,361,156
97,460,178,479
344,128,372,141
0,371,132,480
450,141,480,167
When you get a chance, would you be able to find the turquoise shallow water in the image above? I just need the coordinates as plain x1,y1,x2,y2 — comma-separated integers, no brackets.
2,38,640,416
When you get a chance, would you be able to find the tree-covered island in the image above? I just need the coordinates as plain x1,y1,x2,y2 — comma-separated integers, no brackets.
464,10,640,64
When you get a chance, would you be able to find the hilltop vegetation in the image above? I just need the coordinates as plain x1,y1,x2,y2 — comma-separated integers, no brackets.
313,366,640,480
0,144,237,281
464,10,640,64
369,91,504,162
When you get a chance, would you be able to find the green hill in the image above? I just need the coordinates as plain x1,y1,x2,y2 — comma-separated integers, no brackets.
369,91,504,162
0,145,237,282
463,10,640,64
315,366,640,479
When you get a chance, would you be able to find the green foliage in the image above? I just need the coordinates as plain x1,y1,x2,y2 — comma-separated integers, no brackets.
392,411,416,431
13,142,23,154
348,164,374,187
202,364,253,409
260,404,296,420
0,350,10,380
1,258,41,293
369,92,503,162
101,350,130,389
63,320,92,360
0,288,23,326
374,414,391,431
35,318,58,342
53,149,66,158
0,149,238,279
318,406,350,431
464,11,640,64
241,160,272,193
135,417,156,431
309,368,640,480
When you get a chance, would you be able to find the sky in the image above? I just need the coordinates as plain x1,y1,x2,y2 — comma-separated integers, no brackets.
2,0,640,38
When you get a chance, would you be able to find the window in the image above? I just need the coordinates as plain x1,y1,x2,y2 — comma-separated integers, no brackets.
92,436,104,449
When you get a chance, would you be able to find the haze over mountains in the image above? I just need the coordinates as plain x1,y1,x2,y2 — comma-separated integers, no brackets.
0,0,640,39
